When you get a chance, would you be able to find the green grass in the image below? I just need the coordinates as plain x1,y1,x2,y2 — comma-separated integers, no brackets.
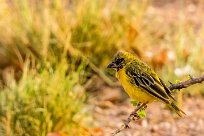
0,59,87,136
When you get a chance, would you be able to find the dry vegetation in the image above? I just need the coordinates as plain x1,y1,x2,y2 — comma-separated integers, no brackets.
0,0,204,136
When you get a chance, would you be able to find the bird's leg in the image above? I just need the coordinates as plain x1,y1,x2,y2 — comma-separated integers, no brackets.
124,102,147,128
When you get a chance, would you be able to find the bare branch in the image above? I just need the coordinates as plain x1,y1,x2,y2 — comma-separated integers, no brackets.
169,75,204,90
112,103,147,136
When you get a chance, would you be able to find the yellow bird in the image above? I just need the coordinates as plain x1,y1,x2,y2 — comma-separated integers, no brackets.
107,51,185,117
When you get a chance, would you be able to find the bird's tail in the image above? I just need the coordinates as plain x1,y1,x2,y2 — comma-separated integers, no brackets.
169,102,186,117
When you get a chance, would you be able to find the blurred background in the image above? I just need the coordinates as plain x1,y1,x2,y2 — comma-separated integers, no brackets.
0,0,204,136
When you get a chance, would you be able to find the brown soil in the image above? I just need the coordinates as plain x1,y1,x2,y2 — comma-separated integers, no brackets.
92,96,204,136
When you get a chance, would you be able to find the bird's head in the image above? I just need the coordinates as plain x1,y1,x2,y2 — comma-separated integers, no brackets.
107,51,135,70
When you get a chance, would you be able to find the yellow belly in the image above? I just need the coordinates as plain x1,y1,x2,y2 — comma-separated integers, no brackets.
116,69,154,103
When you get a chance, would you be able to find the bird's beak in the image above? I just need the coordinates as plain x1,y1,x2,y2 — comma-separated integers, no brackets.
107,62,117,68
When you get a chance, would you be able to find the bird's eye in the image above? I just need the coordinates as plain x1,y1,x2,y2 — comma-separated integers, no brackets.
116,58,124,64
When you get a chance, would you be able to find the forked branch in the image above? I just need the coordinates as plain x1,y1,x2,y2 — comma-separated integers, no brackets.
169,75,204,90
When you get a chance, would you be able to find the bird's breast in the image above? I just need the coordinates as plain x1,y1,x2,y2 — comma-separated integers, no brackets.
116,69,154,103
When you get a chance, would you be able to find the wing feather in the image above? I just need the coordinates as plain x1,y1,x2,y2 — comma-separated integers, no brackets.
158,77,175,101
126,61,171,104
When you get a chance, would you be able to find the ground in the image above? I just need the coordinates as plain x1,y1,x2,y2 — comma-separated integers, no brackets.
91,89,204,136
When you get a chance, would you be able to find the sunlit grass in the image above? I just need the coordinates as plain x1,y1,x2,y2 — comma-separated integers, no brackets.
0,0,203,73
0,59,87,136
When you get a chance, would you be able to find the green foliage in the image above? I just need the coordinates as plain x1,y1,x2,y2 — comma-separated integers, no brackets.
130,100,146,119
137,107,146,119
130,100,139,107
0,60,87,136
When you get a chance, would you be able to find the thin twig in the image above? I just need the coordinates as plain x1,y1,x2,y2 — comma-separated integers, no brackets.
169,75,204,90
112,103,147,136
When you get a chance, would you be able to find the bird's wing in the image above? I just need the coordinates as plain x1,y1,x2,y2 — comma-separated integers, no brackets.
125,62,170,104
158,77,175,100
149,72,175,101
